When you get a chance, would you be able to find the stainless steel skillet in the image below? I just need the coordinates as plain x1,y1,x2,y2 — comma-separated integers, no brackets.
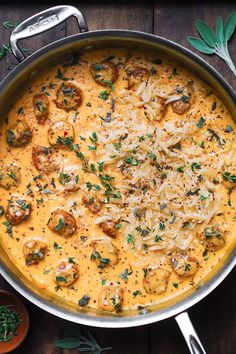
0,5,235,354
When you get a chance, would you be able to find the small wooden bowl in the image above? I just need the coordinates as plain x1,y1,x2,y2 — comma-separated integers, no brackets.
0,290,29,353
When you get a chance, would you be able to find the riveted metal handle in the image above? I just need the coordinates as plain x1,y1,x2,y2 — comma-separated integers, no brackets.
10,5,88,62
175,312,207,354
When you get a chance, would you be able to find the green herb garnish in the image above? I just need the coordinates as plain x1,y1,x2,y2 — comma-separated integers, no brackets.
197,116,206,128
78,295,90,307
55,327,112,352
191,162,201,172
2,221,12,237
90,250,110,267
54,218,65,232
0,305,21,342
43,269,51,275
56,276,67,283
127,234,135,247
222,171,236,183
154,234,163,242
172,282,179,289
133,290,142,297
188,13,236,76
53,242,62,250
102,79,114,91
98,90,110,100
120,268,133,281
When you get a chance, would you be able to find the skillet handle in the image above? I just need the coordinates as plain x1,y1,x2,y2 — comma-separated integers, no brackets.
175,312,207,354
10,5,88,62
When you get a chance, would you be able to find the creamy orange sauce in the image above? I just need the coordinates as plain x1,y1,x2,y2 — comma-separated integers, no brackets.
0,48,235,313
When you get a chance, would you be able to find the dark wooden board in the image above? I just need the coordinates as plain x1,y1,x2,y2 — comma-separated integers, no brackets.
0,2,235,354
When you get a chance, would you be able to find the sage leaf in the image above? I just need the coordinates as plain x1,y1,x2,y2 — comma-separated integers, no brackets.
55,338,81,349
188,13,236,76
216,16,224,45
224,12,236,41
187,37,215,54
195,19,216,47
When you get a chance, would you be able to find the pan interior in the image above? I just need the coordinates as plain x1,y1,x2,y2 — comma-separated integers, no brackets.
0,31,235,327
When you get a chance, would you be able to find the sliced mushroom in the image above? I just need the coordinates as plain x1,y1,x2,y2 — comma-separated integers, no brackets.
33,93,49,124
143,267,170,295
6,120,32,147
0,164,21,190
98,282,123,312
90,238,119,267
151,95,167,121
82,195,102,214
23,237,47,266
90,60,119,86
59,169,80,192
55,82,83,110
202,225,226,251
53,259,79,286
171,85,194,115
99,218,120,238
47,120,75,148
125,65,150,89
47,209,77,238
32,145,59,174
6,198,31,225
171,252,200,277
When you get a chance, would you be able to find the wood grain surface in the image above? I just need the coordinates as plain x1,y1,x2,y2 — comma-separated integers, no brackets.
0,2,235,354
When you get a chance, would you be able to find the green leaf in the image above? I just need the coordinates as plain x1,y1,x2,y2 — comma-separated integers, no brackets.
216,16,224,45
55,338,81,349
187,37,215,54
224,12,236,41
195,19,217,47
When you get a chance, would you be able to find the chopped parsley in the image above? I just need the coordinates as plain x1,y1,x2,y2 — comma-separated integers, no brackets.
43,269,51,275
98,161,104,172
55,68,69,81
176,165,184,173
53,242,62,250
127,233,135,247
85,182,101,191
180,95,189,102
98,90,110,100
102,79,114,91
184,263,191,271
59,173,71,185
154,234,163,242
2,221,12,237
90,250,110,267
159,221,165,230
54,218,65,232
56,276,67,283
120,268,133,281
125,156,140,166
191,162,201,172
78,295,90,306
222,172,236,183
172,282,179,288
133,290,142,297
7,172,17,181
197,116,205,128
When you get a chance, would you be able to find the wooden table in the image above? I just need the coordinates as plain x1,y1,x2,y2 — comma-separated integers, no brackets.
0,2,235,353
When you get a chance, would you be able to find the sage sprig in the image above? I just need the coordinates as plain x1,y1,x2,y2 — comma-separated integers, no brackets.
55,327,112,353
188,12,236,76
